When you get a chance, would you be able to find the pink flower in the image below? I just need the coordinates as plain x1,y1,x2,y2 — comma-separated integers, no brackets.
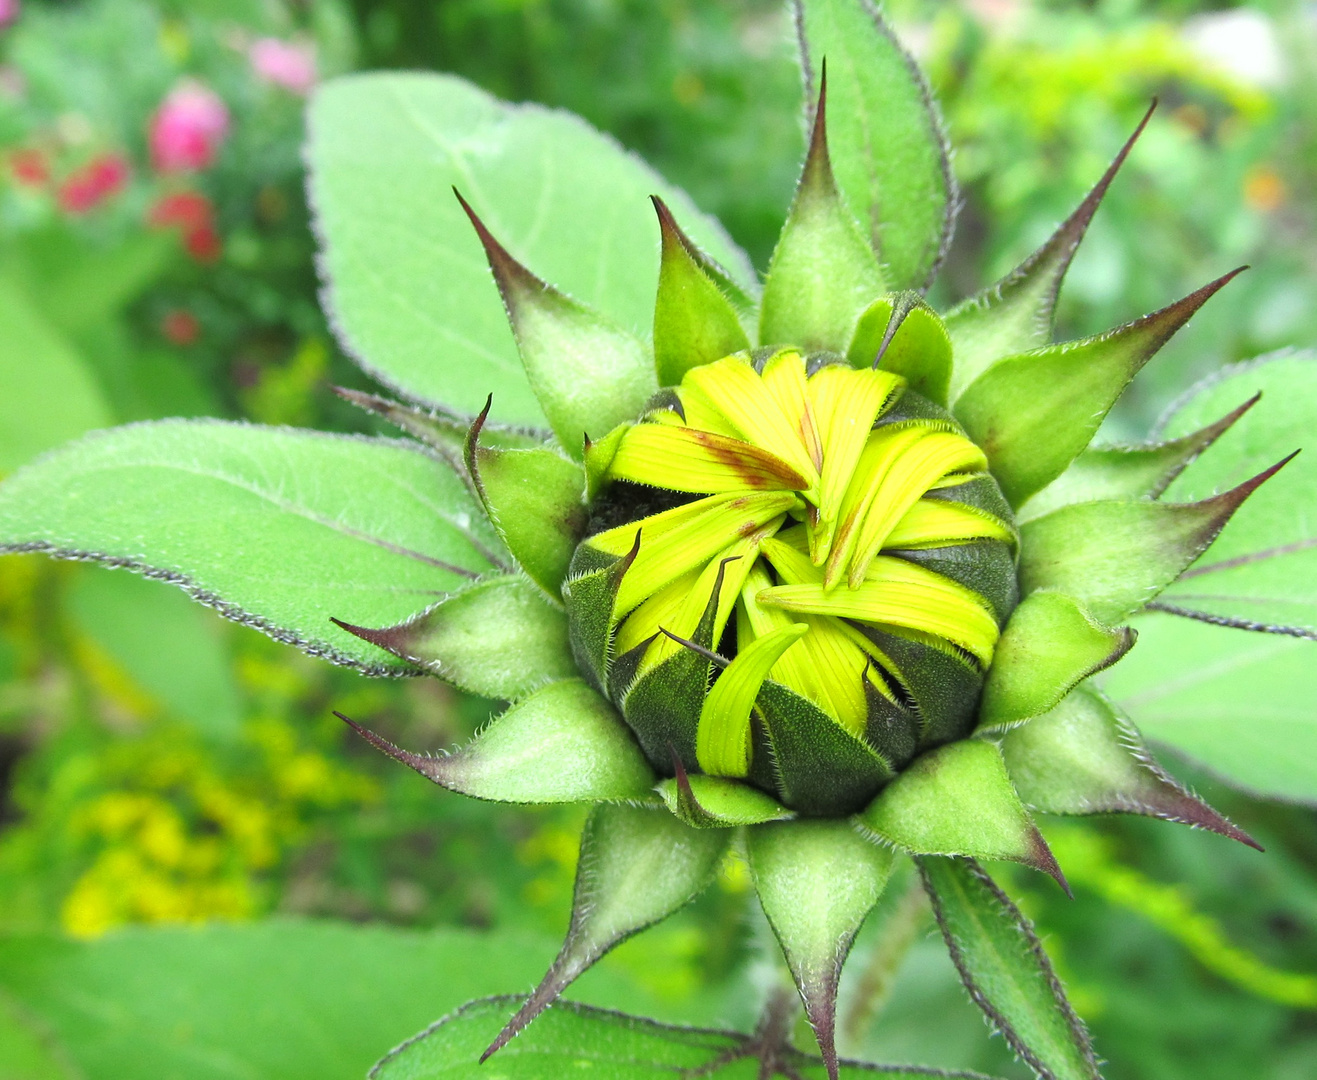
249,38,316,95
149,82,229,173
57,153,129,214
0,0,20,30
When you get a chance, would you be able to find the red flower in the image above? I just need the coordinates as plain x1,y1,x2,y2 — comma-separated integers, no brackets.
148,189,222,263
148,82,229,173
57,153,129,214
161,309,201,346
8,147,47,187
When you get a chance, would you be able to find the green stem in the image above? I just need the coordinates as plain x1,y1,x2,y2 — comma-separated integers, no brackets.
840,870,930,1044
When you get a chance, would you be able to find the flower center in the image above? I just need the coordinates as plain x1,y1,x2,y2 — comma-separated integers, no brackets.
572,349,1015,788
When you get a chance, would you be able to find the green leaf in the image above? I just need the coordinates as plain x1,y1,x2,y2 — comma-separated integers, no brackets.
371,996,1007,1079
759,71,886,353
858,740,1063,886
308,73,753,425
0,421,499,673
1019,394,1257,522
1017,457,1290,626
978,591,1134,733
456,194,657,457
68,568,242,740
1100,610,1317,803
942,107,1151,399
919,857,1100,1080
1000,683,1256,847
467,408,586,595
793,0,954,291
482,804,730,1061
652,197,751,387
1153,351,1317,638
334,575,574,698
339,678,655,804
954,271,1242,507
0,922,663,1080
656,769,794,828
846,293,953,406
748,819,894,1079
0,277,112,473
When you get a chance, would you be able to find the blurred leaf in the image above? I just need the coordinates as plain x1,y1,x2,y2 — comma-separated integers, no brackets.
1101,352,1317,802
793,0,953,291
0,278,112,474
67,567,242,740
0,421,500,672
0,922,671,1080
0,991,75,1080
307,73,755,425
8,229,174,337
370,995,1006,1079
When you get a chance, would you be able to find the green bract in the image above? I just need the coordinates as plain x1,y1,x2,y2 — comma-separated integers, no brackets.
0,2,1306,1078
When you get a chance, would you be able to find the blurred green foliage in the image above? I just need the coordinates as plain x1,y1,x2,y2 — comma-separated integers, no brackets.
0,0,1315,1077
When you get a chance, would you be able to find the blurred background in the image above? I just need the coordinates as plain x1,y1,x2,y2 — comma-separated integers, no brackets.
0,1,1314,1078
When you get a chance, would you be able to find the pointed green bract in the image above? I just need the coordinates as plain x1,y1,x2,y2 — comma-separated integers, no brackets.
1019,457,1291,625
943,105,1152,399
1001,684,1257,847
858,740,1061,884
652,197,751,387
759,74,885,353
335,387,546,468
333,575,574,699
793,0,953,290
482,804,729,1062
0,421,498,674
955,271,1243,507
919,857,1100,1080
977,591,1134,733
340,678,654,804
748,820,894,1080
466,407,586,597
656,771,794,828
846,293,952,405
308,73,752,424
1020,395,1258,522
457,192,657,458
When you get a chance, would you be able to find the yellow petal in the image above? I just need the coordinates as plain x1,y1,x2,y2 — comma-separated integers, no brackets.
609,424,809,493
760,349,823,471
846,430,987,588
757,555,999,665
696,623,809,777
684,356,820,498
806,365,903,563
885,497,1014,549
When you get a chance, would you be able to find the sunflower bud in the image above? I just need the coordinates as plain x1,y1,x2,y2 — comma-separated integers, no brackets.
564,347,1017,816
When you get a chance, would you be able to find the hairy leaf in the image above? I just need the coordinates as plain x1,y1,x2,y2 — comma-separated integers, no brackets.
482,805,729,1061
0,421,498,673
308,73,753,424
919,858,1100,1080
1001,683,1257,847
978,591,1134,732
759,71,886,353
749,820,894,1079
1101,610,1317,803
859,740,1064,888
793,0,954,290
1153,351,1317,638
334,575,573,698
339,678,654,804
954,271,1243,507
371,996,1008,1079
847,293,953,405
